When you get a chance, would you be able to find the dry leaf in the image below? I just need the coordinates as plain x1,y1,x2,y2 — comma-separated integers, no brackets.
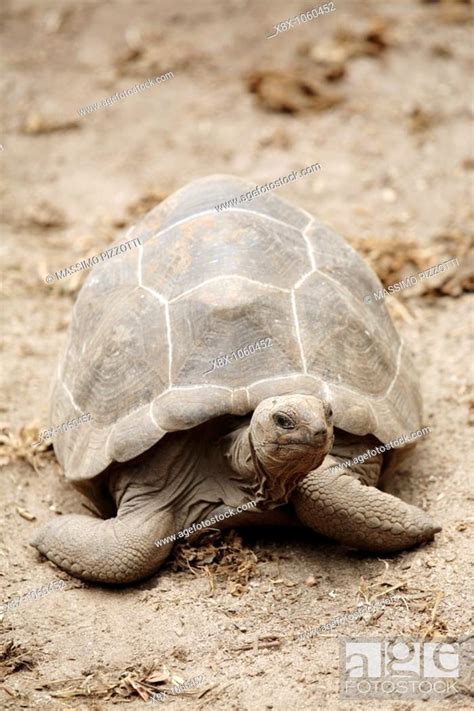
0,424,54,473
247,70,343,114
16,507,36,521
21,112,80,135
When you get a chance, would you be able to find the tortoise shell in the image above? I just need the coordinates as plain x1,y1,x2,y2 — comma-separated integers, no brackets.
51,174,422,481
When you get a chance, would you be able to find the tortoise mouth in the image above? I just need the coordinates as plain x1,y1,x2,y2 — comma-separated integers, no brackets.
254,440,330,449
248,431,330,508
253,440,328,448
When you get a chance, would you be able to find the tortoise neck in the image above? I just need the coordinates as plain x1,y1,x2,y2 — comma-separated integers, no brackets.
225,424,259,478
224,425,291,509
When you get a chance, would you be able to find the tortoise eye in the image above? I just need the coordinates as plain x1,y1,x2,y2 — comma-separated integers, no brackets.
273,413,295,429
325,403,333,419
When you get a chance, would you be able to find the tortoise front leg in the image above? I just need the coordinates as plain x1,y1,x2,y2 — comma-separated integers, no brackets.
31,498,176,584
292,468,441,552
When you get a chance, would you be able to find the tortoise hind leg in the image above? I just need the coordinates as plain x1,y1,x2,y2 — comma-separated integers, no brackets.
292,461,441,552
31,498,176,584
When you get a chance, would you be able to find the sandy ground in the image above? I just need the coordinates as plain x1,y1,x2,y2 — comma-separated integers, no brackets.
1,0,473,709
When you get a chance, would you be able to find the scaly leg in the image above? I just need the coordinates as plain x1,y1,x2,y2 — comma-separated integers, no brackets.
31,486,176,584
292,464,441,552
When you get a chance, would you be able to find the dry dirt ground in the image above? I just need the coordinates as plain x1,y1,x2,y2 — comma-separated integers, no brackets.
1,0,473,709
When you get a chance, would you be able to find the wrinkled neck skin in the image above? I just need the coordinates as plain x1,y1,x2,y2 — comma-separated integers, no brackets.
221,424,268,503
223,424,315,509
107,420,263,533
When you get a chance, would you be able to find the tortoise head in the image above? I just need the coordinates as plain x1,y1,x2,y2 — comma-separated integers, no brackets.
249,394,334,505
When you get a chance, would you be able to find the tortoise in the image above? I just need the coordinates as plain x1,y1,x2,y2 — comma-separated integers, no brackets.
32,174,441,584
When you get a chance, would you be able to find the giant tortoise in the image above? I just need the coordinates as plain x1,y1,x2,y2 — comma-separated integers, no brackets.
32,175,440,583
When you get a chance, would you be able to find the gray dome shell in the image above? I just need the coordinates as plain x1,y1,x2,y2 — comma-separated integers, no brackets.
51,174,422,481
